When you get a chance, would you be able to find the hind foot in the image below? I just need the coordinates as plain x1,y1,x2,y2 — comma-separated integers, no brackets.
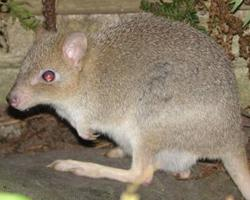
173,169,191,180
105,147,126,158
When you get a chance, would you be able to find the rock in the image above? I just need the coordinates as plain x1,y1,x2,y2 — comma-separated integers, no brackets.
0,148,243,200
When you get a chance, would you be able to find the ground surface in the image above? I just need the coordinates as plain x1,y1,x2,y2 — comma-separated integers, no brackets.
0,106,249,200
0,148,245,200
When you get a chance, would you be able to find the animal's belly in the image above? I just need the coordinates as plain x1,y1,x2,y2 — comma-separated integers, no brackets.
155,149,198,172
94,122,133,155
108,131,133,155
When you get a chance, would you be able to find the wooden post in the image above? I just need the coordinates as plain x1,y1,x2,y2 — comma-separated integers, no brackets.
42,0,57,32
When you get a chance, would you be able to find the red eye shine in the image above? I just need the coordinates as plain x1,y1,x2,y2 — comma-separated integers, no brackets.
42,70,55,82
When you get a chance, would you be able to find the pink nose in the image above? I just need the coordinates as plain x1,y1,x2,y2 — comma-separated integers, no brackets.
6,94,20,108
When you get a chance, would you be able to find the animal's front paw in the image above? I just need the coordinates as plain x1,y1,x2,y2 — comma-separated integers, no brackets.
173,169,191,180
79,130,100,141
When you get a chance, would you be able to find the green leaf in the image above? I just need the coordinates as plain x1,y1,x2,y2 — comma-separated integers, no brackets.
243,11,250,27
229,0,244,13
140,0,206,32
0,192,31,200
140,0,150,11
7,0,41,31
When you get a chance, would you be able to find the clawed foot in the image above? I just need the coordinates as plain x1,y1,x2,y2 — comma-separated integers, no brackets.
105,147,126,158
79,130,100,141
173,169,191,180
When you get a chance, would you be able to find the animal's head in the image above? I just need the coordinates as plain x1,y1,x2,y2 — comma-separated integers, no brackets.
7,29,88,111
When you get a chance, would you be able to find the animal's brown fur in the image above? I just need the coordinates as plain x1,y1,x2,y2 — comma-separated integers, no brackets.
7,14,250,199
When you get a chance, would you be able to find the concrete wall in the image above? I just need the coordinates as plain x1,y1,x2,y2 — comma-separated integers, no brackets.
0,0,250,109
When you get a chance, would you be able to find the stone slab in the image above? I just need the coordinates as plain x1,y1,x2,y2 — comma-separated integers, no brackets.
14,0,250,14
0,18,34,68
15,0,141,14
0,68,19,105
0,148,243,200
235,61,250,109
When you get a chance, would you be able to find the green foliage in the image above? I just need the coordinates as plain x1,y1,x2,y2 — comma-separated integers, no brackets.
140,0,206,32
0,192,31,200
7,0,40,31
243,12,250,27
230,0,250,27
230,0,244,12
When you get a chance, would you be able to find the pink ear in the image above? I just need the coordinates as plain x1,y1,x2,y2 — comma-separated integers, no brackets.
62,32,87,68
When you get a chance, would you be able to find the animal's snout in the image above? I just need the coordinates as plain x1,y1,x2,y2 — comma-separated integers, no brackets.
6,87,32,111
6,93,20,108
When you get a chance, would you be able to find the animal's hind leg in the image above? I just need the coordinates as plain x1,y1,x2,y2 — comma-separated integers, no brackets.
48,146,155,184
222,148,250,200
173,169,191,180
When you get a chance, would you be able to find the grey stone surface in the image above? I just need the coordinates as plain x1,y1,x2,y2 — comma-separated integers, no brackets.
13,0,250,14
0,68,19,106
0,148,243,200
235,60,250,109
0,18,34,68
15,0,141,14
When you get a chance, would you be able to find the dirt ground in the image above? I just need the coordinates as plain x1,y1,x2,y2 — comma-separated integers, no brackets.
0,105,113,155
0,105,250,200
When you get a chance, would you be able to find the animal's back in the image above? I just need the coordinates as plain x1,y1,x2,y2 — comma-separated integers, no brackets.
94,14,238,105
89,14,243,155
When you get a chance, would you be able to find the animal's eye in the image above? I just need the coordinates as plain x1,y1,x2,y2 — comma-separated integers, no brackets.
42,70,55,82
